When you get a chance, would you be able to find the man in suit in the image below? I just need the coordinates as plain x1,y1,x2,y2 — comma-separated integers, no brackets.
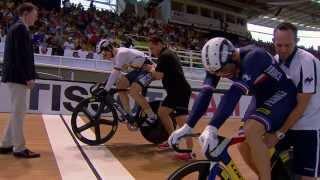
0,2,40,158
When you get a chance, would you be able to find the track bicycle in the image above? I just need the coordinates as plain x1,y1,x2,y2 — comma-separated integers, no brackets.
71,83,176,145
168,131,293,180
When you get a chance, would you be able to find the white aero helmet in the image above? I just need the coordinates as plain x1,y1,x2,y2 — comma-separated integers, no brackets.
201,37,235,73
96,39,114,54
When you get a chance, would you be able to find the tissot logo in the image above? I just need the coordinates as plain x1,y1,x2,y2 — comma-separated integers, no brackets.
304,77,314,83
0,78,246,117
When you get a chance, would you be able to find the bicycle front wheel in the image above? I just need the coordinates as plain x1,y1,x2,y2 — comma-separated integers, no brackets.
71,97,118,145
168,160,230,180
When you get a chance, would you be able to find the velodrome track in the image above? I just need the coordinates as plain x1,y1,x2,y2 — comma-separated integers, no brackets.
0,114,257,180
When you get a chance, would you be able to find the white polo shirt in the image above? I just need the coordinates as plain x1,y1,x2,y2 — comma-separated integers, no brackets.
275,48,320,130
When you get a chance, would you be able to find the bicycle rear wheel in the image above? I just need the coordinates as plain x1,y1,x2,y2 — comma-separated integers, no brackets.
140,100,170,144
168,160,230,180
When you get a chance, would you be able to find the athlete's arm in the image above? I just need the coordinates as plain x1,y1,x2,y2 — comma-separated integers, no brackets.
208,84,244,128
104,67,121,91
186,73,220,128
207,49,270,129
104,51,127,91
186,86,214,128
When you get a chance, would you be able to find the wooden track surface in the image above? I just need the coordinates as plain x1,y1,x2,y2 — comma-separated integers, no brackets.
0,113,257,180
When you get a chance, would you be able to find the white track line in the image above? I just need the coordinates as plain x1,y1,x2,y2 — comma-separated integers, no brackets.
63,115,134,180
42,114,97,180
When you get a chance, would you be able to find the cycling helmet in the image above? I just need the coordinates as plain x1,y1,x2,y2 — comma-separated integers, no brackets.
96,39,114,54
201,37,235,73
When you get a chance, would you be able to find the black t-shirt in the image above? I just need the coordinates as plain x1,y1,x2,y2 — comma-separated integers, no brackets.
155,48,191,95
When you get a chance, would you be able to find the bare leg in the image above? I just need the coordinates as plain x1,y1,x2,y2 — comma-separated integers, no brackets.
244,119,270,180
117,77,130,113
158,106,175,135
238,142,259,174
129,83,153,115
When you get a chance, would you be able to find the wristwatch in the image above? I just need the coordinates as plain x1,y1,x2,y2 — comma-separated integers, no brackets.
275,131,285,140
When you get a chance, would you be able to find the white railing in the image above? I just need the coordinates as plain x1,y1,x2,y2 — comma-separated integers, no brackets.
0,52,206,81
0,42,203,68
0,41,204,81
0,49,232,89
130,45,203,68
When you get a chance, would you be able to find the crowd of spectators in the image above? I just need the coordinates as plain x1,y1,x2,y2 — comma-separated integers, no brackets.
0,1,319,59
0,1,210,55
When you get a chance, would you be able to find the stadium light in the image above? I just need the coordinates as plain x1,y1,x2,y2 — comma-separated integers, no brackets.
312,0,320,4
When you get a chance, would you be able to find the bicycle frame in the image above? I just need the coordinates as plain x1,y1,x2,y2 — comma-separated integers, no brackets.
170,125,294,180
105,96,141,127
206,134,291,180
71,83,170,145
207,136,246,180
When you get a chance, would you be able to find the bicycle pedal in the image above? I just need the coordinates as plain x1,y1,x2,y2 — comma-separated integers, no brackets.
119,119,127,124
127,122,139,131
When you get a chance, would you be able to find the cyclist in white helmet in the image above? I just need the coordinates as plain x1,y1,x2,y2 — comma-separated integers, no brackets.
96,39,157,125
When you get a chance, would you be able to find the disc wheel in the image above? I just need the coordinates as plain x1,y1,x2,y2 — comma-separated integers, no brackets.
71,97,118,145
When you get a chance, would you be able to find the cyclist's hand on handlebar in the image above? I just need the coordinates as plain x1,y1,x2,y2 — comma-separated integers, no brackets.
199,125,219,156
168,124,192,148
142,64,155,72
95,88,109,98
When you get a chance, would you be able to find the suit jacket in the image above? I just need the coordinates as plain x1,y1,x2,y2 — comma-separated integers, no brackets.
1,20,36,85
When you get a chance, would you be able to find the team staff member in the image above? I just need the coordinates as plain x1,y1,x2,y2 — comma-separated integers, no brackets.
264,22,320,180
147,36,194,160
0,3,40,158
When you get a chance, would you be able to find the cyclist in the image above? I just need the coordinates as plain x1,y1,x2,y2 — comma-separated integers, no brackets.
167,46,255,148
96,39,157,125
170,37,297,180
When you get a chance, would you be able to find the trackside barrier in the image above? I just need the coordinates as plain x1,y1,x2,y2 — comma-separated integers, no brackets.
0,78,252,119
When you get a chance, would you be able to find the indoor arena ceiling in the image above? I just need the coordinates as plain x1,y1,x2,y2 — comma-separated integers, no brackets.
206,0,320,31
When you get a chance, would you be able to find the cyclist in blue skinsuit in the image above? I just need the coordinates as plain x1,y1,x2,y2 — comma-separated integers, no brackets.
169,37,297,180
